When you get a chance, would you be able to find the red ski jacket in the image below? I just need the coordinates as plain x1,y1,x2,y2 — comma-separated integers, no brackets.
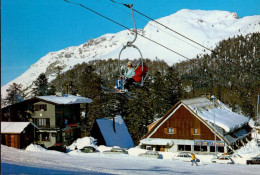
133,65,148,83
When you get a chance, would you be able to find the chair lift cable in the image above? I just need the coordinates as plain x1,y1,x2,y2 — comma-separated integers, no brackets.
63,0,191,60
63,0,258,82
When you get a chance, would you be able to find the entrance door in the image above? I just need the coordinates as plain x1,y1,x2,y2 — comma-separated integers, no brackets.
11,135,16,147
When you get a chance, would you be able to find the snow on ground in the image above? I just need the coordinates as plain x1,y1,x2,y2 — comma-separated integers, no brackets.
2,138,260,174
67,137,97,150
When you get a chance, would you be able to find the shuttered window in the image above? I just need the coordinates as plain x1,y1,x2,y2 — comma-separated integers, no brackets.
191,128,200,134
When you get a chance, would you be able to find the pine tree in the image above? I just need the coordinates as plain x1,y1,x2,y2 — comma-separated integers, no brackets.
5,83,24,105
164,66,183,110
33,73,49,96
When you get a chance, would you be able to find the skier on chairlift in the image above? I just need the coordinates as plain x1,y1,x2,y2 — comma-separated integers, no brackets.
124,61,148,91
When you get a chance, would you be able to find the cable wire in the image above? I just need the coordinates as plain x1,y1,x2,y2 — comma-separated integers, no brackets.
64,0,191,61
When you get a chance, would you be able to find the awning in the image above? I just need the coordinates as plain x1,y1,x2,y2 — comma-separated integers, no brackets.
140,138,174,146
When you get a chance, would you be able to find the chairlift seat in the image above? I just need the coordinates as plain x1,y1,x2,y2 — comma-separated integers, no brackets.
133,72,149,86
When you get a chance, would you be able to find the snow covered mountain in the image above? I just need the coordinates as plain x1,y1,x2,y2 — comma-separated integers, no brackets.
2,9,260,97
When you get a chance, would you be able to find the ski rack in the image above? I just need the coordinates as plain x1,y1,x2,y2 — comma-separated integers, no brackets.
118,4,144,87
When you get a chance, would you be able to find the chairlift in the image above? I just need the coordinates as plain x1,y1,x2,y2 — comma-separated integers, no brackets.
102,4,147,96
118,4,148,88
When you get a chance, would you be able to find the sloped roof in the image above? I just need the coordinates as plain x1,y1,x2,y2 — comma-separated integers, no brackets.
36,94,92,104
142,96,250,145
182,96,249,132
96,116,134,149
1,122,38,134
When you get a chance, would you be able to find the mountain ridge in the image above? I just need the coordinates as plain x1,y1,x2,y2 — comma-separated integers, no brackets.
2,9,260,97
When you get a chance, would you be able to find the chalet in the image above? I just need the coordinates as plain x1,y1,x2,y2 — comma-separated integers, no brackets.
1,94,92,148
90,116,134,149
1,122,38,149
140,95,251,154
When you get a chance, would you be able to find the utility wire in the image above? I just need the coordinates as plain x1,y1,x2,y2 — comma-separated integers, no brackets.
64,0,258,78
64,0,191,61
109,0,212,53
110,0,258,77
63,0,257,97
97,0,204,52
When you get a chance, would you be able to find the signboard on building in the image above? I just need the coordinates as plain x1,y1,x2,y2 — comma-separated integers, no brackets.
194,140,225,147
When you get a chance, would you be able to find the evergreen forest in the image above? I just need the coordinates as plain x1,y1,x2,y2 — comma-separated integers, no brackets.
4,33,260,144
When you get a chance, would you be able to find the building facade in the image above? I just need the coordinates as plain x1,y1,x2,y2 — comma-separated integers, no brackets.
140,96,252,154
2,94,92,148
1,122,38,149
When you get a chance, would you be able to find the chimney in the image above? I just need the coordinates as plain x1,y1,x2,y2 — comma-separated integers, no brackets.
55,91,63,97
113,117,116,133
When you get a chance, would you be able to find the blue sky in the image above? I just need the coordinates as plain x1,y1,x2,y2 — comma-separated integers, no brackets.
1,0,260,85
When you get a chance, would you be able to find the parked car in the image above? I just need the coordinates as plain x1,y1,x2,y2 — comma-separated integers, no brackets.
138,151,160,159
102,147,127,154
47,145,67,153
173,153,200,162
211,155,234,164
80,146,97,153
246,156,260,165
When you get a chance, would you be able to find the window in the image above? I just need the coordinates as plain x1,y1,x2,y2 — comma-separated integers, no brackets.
194,145,201,151
35,104,47,111
35,118,50,127
178,145,191,151
164,127,176,134
191,128,200,135
168,128,174,133
42,132,50,141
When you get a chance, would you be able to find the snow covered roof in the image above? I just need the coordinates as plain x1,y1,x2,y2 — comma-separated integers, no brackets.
36,94,92,104
140,138,174,146
1,122,38,134
96,116,134,149
182,97,249,133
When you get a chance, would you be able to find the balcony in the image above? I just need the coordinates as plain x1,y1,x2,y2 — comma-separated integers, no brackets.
37,125,58,130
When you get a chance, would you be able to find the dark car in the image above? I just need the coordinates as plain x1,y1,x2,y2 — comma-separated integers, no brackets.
80,146,97,153
47,145,67,153
246,156,260,165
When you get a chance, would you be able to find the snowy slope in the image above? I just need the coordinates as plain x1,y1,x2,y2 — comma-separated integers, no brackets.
2,139,260,174
2,9,260,98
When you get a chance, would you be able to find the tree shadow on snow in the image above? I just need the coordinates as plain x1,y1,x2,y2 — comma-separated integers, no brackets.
1,162,112,175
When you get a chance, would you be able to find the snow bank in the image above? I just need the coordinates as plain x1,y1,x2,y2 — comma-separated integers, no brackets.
97,145,113,153
127,147,147,156
236,139,260,155
26,144,47,152
25,144,64,155
67,150,86,156
67,137,97,150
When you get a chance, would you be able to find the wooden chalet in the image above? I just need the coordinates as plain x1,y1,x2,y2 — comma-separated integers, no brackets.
1,122,38,149
1,94,92,148
140,95,252,154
